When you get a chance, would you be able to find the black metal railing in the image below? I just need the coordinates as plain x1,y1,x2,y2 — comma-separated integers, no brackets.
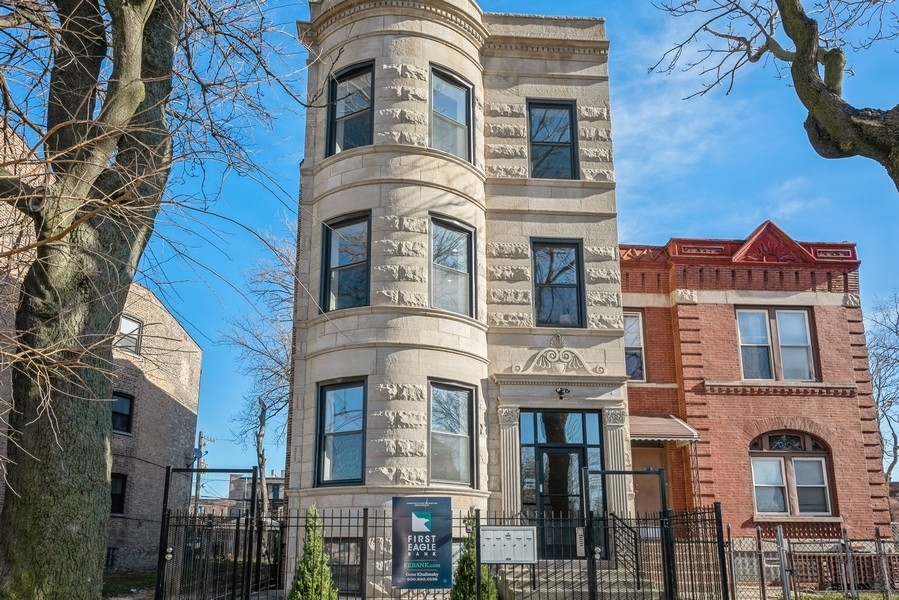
156,503,728,600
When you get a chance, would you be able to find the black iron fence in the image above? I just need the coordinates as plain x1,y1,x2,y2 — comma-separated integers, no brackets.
156,504,728,600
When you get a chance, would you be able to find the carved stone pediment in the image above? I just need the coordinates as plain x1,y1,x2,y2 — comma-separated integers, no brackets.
512,334,604,376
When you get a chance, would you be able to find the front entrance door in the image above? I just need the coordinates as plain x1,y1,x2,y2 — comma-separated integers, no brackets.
538,448,584,558
632,446,668,514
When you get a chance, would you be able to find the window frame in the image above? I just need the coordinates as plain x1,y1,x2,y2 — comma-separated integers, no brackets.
316,380,366,487
117,314,142,354
527,100,578,180
428,380,475,487
736,308,816,381
111,392,133,434
623,311,646,381
321,213,371,313
430,216,475,317
110,473,127,515
532,240,585,328
430,66,472,162
327,62,374,157
749,431,833,517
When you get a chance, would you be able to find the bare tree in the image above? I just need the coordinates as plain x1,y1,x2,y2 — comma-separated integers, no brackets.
653,0,899,192
224,220,296,516
0,0,305,596
868,293,899,505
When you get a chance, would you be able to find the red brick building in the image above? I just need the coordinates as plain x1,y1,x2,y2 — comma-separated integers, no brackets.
621,221,889,536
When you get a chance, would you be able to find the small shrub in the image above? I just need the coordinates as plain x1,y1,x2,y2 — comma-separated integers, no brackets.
286,505,338,600
450,508,497,600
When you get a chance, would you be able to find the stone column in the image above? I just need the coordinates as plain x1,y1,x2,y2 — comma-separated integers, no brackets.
498,407,521,517
603,408,633,516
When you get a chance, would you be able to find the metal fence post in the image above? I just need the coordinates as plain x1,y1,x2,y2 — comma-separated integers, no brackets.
843,527,858,600
661,507,677,600
475,509,482,600
775,525,791,600
756,527,768,600
155,466,174,600
877,526,893,600
361,508,369,600
714,502,730,600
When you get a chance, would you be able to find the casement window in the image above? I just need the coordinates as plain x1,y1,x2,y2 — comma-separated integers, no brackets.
111,392,133,433
750,431,831,516
322,215,369,312
318,381,365,485
328,64,373,156
110,473,127,515
624,312,645,381
431,218,473,316
117,315,142,354
736,309,815,381
430,382,473,485
431,68,471,161
528,101,577,179
533,241,583,327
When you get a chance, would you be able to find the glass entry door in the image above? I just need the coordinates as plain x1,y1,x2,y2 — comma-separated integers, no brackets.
519,410,605,559
538,448,584,558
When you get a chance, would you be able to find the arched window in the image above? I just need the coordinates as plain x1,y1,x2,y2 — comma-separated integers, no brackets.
749,431,832,516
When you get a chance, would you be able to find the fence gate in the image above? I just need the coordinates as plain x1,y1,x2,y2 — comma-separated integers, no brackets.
155,467,283,600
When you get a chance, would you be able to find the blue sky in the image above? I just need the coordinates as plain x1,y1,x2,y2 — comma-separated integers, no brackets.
145,1,898,496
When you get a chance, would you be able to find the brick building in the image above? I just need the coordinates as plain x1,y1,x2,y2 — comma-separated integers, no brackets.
621,221,889,536
106,283,202,571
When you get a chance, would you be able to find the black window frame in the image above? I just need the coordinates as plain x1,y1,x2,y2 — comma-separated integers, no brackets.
321,213,371,313
117,314,142,354
327,62,375,157
528,100,578,179
110,473,127,515
111,391,133,433
430,216,475,317
428,380,475,487
532,240,585,328
430,66,472,162
316,379,366,486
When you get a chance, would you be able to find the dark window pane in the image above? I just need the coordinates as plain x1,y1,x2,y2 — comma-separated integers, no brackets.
530,107,571,143
330,221,368,267
323,433,362,481
335,111,372,153
741,346,773,379
336,72,371,118
326,219,368,311
521,447,536,506
533,245,577,285
531,145,573,179
626,350,644,380
330,264,368,310
433,224,469,271
797,487,828,513
324,386,364,433
536,287,579,326
768,434,802,451
431,386,469,434
111,475,126,514
111,394,132,433
538,413,583,445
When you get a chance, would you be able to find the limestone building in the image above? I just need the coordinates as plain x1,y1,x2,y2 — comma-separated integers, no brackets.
289,0,631,520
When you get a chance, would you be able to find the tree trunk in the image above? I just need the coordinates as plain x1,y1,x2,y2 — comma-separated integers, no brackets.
0,226,136,598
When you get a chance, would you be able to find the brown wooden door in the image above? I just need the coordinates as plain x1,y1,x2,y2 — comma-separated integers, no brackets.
632,447,668,515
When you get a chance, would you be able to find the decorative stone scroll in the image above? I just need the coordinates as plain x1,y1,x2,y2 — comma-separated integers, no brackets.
498,407,520,425
512,334,604,375
604,409,627,426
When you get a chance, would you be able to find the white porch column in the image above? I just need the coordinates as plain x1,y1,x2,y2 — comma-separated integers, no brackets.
603,408,634,516
498,406,521,517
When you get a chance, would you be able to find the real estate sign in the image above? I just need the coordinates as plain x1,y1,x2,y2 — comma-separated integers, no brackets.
391,496,452,589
